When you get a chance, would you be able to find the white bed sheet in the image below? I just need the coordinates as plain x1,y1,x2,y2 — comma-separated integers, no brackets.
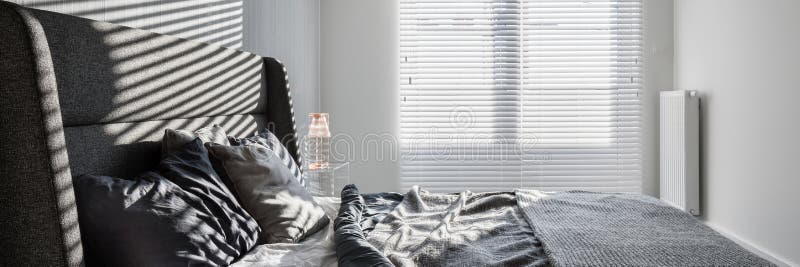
232,197,341,267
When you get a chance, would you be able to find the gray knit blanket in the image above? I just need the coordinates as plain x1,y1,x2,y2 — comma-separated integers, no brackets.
515,190,775,267
365,186,548,266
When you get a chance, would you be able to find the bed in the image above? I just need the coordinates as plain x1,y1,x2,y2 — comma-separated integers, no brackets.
0,2,775,266
0,2,299,265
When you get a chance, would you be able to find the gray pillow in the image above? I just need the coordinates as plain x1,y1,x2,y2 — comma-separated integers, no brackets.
162,124,230,156
206,143,330,243
229,129,304,186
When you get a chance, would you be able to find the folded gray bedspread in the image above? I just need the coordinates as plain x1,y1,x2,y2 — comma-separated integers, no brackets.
516,190,775,267
365,186,547,267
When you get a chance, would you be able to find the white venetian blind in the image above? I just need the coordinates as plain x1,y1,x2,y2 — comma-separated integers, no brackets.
400,0,642,193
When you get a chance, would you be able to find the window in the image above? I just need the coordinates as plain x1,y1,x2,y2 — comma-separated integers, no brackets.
400,0,642,193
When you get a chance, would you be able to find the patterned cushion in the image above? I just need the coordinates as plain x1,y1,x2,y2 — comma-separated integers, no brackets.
229,129,304,186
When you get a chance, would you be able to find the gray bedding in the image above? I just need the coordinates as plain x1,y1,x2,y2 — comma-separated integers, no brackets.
365,186,547,267
354,187,774,267
516,190,775,267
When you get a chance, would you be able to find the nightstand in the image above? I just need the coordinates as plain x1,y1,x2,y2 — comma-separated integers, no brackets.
302,162,350,197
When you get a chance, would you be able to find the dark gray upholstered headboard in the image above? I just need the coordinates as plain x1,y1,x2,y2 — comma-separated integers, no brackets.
0,2,300,266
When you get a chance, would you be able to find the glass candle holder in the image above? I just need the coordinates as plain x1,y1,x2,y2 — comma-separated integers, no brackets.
305,113,331,170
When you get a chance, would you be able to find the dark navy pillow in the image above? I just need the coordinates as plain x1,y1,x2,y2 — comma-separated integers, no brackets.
75,138,261,267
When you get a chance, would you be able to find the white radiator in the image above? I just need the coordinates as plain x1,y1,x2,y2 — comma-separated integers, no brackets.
660,90,700,216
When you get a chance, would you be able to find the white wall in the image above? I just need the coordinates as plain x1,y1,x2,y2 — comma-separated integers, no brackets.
641,0,674,197
675,0,800,265
243,0,320,130
13,0,321,130
320,0,400,193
